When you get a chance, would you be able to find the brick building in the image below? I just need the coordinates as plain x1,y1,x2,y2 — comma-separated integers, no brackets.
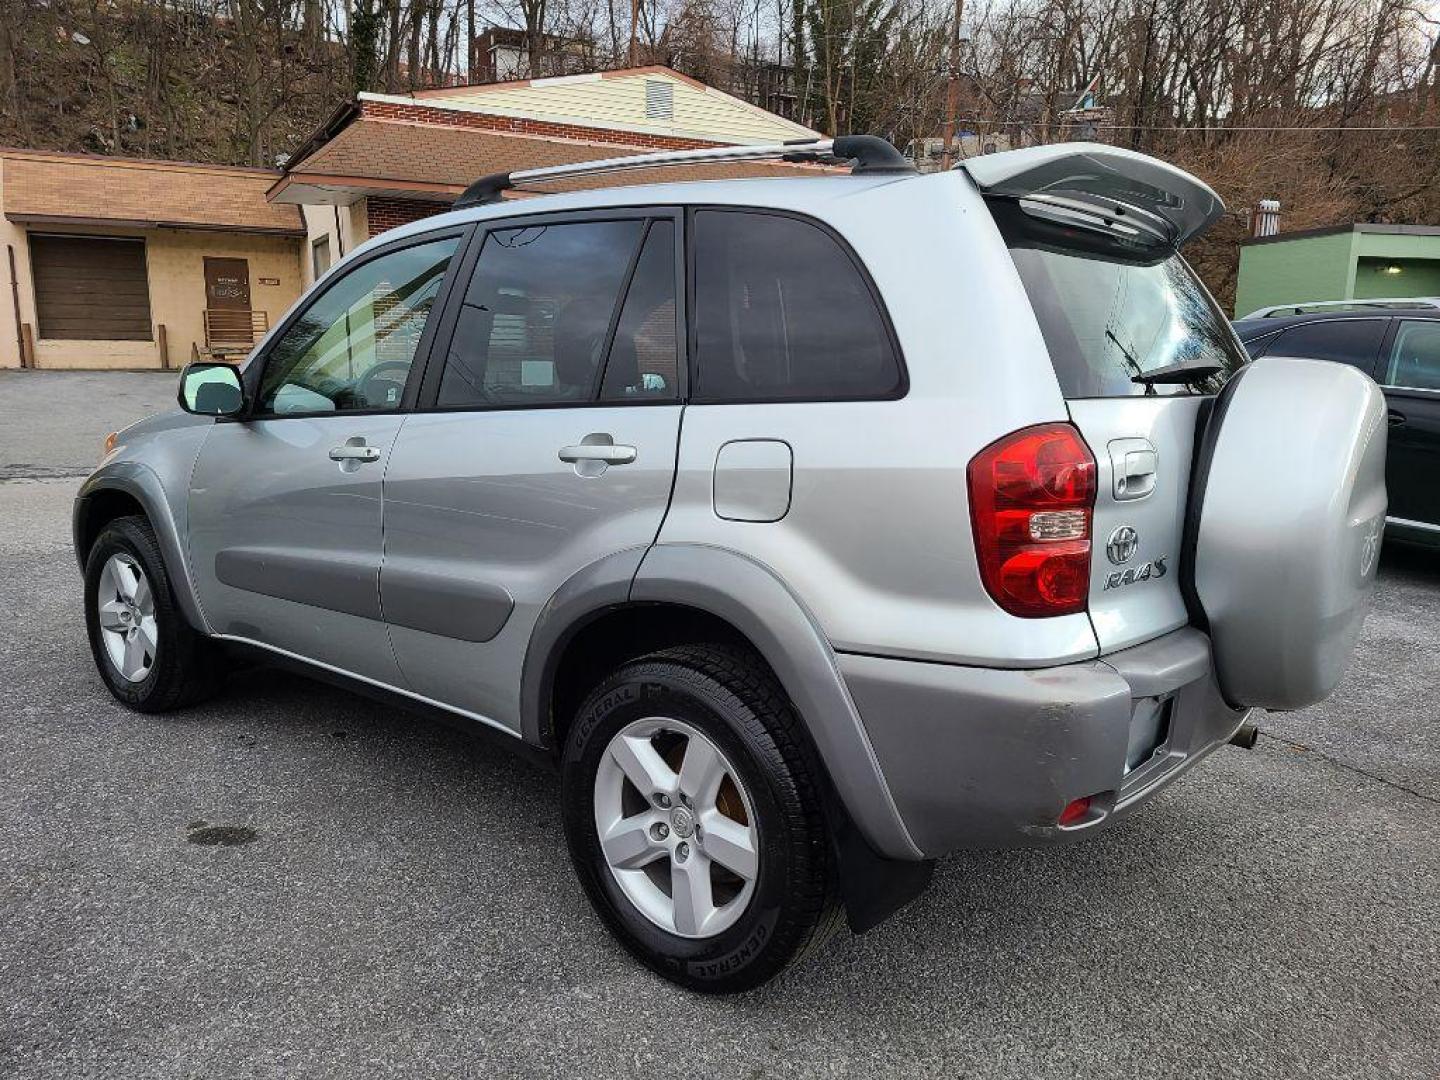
266,65,824,287
0,151,304,369
0,65,819,369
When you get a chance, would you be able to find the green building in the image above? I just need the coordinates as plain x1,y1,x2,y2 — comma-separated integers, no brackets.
1233,224,1440,318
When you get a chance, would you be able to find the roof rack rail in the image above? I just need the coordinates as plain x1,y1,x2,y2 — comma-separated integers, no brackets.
452,134,914,209
1239,296,1440,320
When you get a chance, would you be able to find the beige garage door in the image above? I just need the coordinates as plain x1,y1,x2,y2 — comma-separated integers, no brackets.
31,235,152,341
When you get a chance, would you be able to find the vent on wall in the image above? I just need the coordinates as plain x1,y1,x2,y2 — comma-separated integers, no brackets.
645,80,674,120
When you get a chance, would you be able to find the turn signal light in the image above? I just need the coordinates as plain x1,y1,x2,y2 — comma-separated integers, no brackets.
101,431,118,460
968,423,1097,617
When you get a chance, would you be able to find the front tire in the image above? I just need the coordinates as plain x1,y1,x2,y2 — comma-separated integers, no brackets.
560,644,840,993
84,515,220,712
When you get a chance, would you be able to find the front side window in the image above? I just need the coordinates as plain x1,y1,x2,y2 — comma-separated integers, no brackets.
438,219,669,408
256,236,459,415
1384,321,1440,391
691,211,902,403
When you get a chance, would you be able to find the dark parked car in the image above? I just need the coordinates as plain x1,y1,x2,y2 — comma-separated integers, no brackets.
1234,306,1440,545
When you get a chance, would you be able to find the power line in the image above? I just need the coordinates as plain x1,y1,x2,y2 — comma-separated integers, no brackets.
964,119,1440,132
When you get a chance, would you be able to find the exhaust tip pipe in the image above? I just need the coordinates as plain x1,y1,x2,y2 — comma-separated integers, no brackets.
1229,718,1260,749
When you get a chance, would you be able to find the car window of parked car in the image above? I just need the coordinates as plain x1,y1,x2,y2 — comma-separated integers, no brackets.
1261,318,1387,375
691,210,902,403
1384,320,1440,391
437,219,669,408
256,236,460,415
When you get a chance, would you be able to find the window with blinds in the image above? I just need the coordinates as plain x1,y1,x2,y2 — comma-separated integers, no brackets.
31,235,152,341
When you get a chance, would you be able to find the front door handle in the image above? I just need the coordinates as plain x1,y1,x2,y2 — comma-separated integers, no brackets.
329,444,382,462
558,444,637,465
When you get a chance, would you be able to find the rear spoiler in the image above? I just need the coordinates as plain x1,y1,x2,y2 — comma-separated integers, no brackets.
959,143,1224,250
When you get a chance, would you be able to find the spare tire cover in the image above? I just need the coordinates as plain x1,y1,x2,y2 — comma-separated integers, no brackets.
1191,355,1387,711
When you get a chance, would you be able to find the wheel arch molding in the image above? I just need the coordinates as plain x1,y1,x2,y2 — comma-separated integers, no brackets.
521,543,924,863
74,464,208,635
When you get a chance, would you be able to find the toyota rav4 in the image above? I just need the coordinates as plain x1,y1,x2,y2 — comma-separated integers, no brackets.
74,138,1387,992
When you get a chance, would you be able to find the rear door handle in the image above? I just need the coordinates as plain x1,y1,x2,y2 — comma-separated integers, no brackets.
328,444,382,462
1388,409,1407,427
558,444,637,465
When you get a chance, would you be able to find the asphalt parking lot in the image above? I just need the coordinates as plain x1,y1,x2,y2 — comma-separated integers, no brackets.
2,369,1438,1079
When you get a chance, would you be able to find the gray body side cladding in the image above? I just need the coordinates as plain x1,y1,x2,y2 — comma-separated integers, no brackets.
382,565,515,643
215,547,383,622
519,546,650,748
627,544,924,861
73,460,210,634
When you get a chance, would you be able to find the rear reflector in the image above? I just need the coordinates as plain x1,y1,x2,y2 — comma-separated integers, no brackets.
1058,796,1092,826
968,423,1097,617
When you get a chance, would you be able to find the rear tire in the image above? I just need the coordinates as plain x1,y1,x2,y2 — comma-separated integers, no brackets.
560,644,840,993
84,515,221,712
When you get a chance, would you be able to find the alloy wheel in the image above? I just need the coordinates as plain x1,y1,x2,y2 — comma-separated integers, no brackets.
96,552,157,683
593,716,761,939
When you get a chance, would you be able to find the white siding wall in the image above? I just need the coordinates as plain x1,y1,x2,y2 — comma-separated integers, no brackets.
424,72,818,145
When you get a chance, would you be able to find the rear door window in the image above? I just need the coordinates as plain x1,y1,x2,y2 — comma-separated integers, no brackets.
1260,319,1387,376
601,221,680,401
691,210,903,403
437,219,648,408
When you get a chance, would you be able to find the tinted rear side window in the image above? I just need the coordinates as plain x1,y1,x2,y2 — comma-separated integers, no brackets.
1259,319,1386,376
691,211,902,403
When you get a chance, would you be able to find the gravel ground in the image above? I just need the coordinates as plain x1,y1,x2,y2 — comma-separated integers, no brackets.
1,373,1437,1078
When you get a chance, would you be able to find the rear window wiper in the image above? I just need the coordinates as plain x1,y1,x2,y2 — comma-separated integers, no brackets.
1130,360,1224,386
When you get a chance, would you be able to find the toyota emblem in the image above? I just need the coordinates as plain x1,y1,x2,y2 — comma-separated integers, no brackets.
1107,526,1140,565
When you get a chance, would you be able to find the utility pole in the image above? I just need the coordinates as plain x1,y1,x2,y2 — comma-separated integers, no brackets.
467,0,475,79
629,0,639,67
939,0,964,171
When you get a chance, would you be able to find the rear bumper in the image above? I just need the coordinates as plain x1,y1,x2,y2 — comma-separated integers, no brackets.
840,627,1246,858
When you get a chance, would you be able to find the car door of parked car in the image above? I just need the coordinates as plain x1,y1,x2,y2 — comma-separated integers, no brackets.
1377,318,1440,531
379,209,684,733
187,228,467,683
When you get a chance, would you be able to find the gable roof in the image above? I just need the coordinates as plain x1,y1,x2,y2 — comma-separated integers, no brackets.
1,149,304,235
373,66,819,147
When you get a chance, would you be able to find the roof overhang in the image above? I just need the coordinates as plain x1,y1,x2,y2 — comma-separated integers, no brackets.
267,174,465,206
6,212,305,237
1240,223,1440,247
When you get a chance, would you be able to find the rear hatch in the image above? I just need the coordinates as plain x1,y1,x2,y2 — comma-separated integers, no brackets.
965,147,1245,655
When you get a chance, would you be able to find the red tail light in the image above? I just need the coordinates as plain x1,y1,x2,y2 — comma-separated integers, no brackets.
967,423,1097,618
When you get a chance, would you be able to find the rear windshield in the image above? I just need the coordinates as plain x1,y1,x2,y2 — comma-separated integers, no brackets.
998,207,1246,398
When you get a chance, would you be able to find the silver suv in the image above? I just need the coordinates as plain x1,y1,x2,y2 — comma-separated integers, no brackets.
74,138,1388,992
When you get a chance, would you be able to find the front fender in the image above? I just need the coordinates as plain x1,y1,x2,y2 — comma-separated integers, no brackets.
74,462,209,634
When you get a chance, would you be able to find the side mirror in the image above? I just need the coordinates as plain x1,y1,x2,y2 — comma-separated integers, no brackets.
178,362,245,417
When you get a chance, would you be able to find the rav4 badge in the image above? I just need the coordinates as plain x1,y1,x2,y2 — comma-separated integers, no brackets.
1103,525,1168,590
